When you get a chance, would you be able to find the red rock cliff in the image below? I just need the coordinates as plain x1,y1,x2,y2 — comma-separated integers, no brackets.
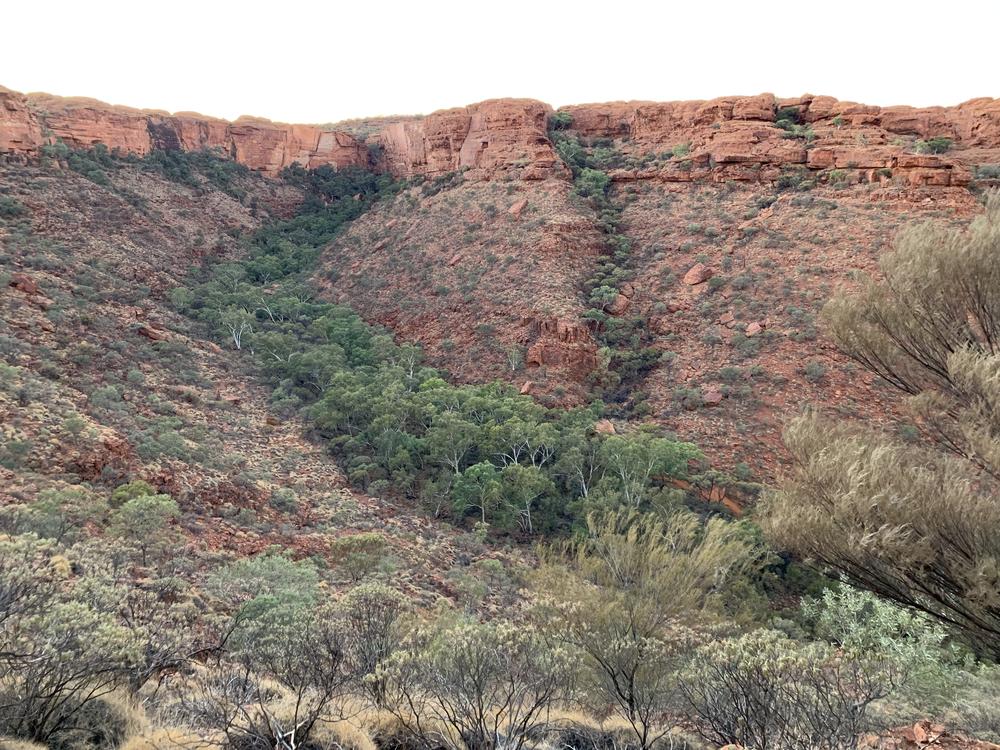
0,86,43,155
374,98,568,180
4,86,1000,186
0,87,367,176
560,93,1000,187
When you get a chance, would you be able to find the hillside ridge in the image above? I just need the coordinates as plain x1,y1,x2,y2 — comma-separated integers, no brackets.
3,84,1000,183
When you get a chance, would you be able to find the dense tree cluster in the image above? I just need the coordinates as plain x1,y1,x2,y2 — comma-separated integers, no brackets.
172,165,703,534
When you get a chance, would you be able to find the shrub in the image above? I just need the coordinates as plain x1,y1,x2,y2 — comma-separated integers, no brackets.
574,168,611,199
110,480,157,508
681,629,899,749
88,385,124,412
802,360,826,382
761,195,1000,658
0,197,26,219
18,488,108,543
110,493,179,564
269,487,299,514
548,111,573,130
915,137,953,154
382,617,572,750
535,511,756,750
672,142,691,158
329,532,388,581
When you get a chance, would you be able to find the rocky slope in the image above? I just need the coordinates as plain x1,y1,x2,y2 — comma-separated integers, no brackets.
316,177,605,405
0,159,523,608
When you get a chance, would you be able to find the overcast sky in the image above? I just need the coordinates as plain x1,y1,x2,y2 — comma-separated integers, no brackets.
2,0,996,124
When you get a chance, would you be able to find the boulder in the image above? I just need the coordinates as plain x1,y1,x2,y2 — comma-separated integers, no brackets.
9,272,39,295
683,263,713,285
604,293,631,315
732,93,777,121
136,324,170,342
703,389,725,407
594,419,616,435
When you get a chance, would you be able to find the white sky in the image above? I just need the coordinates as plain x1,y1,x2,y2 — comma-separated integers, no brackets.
2,0,997,125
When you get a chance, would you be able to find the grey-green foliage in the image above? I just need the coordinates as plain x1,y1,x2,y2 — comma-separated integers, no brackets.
109,493,179,564
0,535,195,748
381,615,573,750
762,194,1000,658
680,628,898,750
804,583,1000,738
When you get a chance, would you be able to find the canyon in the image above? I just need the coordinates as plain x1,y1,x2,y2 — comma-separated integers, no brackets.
4,79,1000,747
4,83,1000,482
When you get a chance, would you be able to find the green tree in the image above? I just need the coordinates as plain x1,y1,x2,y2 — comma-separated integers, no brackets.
109,479,156,508
109,493,179,565
595,432,700,509
16,488,107,544
426,411,479,475
452,462,504,525
500,463,555,533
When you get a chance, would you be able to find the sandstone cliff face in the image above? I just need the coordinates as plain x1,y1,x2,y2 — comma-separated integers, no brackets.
3,85,1000,186
27,93,156,156
0,86,43,156
374,99,568,180
561,93,1000,188
0,87,367,176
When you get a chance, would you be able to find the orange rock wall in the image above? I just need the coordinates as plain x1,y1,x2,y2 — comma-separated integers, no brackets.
561,93,1000,187
0,88,367,175
0,86,43,155
375,98,568,180
4,85,1000,186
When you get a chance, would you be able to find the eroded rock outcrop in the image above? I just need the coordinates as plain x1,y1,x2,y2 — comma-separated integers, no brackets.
28,93,155,155
3,85,999,186
0,87,367,176
374,99,567,180
0,86,43,156
524,317,598,381
561,93,1000,188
